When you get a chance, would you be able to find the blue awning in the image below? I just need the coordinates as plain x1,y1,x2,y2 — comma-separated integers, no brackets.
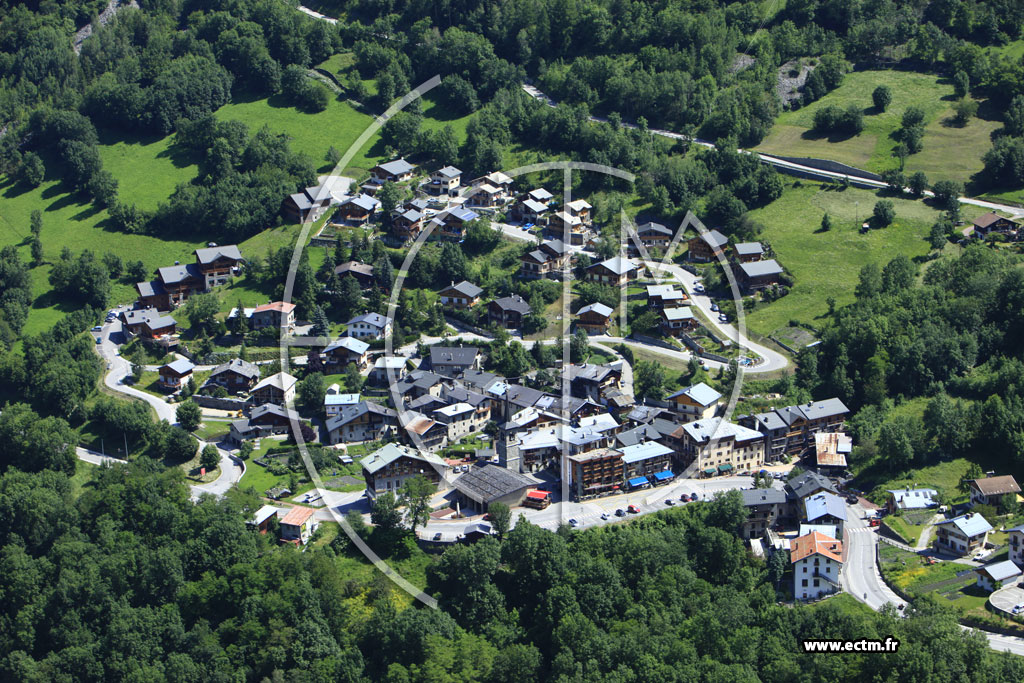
718,463,733,472
627,476,649,488
652,470,674,481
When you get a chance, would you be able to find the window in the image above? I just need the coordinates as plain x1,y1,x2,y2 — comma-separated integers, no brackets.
801,579,808,587
813,579,820,587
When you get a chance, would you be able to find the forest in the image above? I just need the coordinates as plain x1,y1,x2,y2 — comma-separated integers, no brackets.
1,460,1023,681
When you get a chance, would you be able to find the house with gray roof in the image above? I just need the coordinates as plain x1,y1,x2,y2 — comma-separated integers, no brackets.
488,294,532,329
688,229,729,261
158,359,194,391
452,464,538,510
438,280,483,308
738,259,784,291
733,241,764,262
429,346,481,377
345,312,393,339
326,401,399,444
360,443,448,500
371,158,416,183
803,492,847,536
935,513,993,556
209,358,260,393
740,488,788,539
666,382,721,421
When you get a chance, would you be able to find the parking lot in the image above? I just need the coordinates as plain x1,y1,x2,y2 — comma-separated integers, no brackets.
989,584,1024,616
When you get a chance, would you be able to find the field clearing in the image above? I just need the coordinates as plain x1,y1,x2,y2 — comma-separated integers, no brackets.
743,182,985,337
755,70,996,184
96,129,199,209
216,94,379,176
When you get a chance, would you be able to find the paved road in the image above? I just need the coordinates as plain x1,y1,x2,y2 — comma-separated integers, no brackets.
90,311,244,500
75,446,127,466
521,84,1024,219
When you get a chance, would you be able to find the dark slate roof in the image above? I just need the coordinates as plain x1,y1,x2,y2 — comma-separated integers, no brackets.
491,295,532,315
442,386,489,407
441,280,483,298
739,259,783,278
700,229,729,248
461,370,500,392
325,401,397,429
541,239,568,256
567,363,617,384
430,346,479,367
194,245,242,264
741,488,787,506
616,424,663,448
377,158,415,175
788,471,837,500
453,464,537,504
136,280,166,297
637,221,672,236
211,358,259,380
157,263,202,285
734,242,764,256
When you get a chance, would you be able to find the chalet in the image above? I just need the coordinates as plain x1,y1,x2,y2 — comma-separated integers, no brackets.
547,210,584,241
631,221,673,253
792,531,843,601
665,382,721,422
738,259,784,292
336,194,380,224
678,418,766,476
158,359,194,391
249,403,300,431
972,212,1019,238
813,432,851,476
140,313,178,339
429,346,480,377
390,207,424,242
620,441,674,484
744,398,850,459
250,372,297,407
283,187,330,223
136,246,242,310
688,229,728,262
247,505,278,534
323,336,370,370
568,448,625,500
520,238,570,280
151,263,203,309
430,206,479,241
525,188,553,203
370,356,408,385
433,402,477,441
565,199,592,224
194,246,243,289
326,401,399,444
426,165,461,196
886,487,939,514
733,242,764,263
488,295,532,329
324,392,359,417
437,280,483,308
121,307,161,335
567,363,621,402
442,386,491,426
585,256,641,286
646,284,686,309
279,506,318,546
401,412,448,452
472,171,514,202
465,183,503,208
395,371,447,402
1009,524,1024,567
977,560,1021,592
787,471,838,503
370,158,416,184
510,198,550,224
345,312,393,339
334,261,375,288
659,307,697,336
740,488,787,539
934,513,992,556
209,358,260,393
250,301,296,333
452,465,537,512
575,302,613,333
968,475,1022,508
360,442,448,500
804,492,847,537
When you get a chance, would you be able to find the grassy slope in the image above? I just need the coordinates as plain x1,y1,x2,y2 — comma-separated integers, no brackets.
742,182,985,337
754,70,999,185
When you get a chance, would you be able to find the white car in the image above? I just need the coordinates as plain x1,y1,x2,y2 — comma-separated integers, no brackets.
694,285,705,293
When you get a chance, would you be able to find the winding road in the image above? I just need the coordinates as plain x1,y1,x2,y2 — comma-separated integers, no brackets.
83,311,244,500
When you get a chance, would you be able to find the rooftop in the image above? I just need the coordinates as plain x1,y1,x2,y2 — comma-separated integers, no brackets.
280,506,315,526
359,442,445,475
453,465,537,504
739,259,784,278
666,382,721,407
791,531,843,563
937,513,993,537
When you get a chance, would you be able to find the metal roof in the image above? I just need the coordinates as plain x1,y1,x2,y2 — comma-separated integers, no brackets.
359,442,445,475
620,441,673,464
937,513,993,537
805,492,847,522
980,559,1022,582
577,302,614,318
734,242,764,256
376,158,415,175
162,359,194,375
194,245,242,264
666,382,721,407
661,307,695,321
682,418,763,444
739,259,784,278
741,488,787,506
453,465,537,504
346,312,392,329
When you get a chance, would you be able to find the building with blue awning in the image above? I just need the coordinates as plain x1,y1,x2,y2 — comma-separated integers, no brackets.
627,476,650,490
620,441,673,481
651,470,675,484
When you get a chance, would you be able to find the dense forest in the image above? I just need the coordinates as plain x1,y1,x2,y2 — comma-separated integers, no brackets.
1,460,1022,681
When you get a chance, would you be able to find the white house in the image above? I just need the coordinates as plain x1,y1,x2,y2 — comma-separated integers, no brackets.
792,531,843,601
345,312,393,339
324,392,360,417
1010,524,1024,567
934,513,993,556
977,559,1022,592
433,402,476,441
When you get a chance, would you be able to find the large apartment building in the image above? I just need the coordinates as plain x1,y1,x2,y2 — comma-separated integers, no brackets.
740,398,849,461
678,418,766,476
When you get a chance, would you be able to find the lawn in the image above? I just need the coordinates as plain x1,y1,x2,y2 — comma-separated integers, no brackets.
742,182,985,338
96,128,199,209
882,514,931,547
860,458,975,506
754,70,999,184
215,93,380,177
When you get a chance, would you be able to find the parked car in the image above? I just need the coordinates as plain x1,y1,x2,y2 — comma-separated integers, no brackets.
615,509,626,517
710,303,719,312
627,504,640,514
846,494,859,504
691,492,699,501
665,498,676,506
568,518,579,527
1013,603,1024,615
433,532,442,541
718,313,729,322
680,494,689,502
91,325,102,332
600,512,609,520
694,284,705,293
869,518,881,527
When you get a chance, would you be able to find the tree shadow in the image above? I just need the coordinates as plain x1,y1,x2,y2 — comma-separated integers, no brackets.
799,129,860,143
31,289,81,314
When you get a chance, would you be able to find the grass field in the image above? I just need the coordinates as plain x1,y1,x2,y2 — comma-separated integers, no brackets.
216,93,380,177
755,70,999,184
742,182,984,338
96,129,199,209
861,458,975,506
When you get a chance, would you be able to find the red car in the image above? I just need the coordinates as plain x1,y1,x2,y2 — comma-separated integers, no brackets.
627,504,640,514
